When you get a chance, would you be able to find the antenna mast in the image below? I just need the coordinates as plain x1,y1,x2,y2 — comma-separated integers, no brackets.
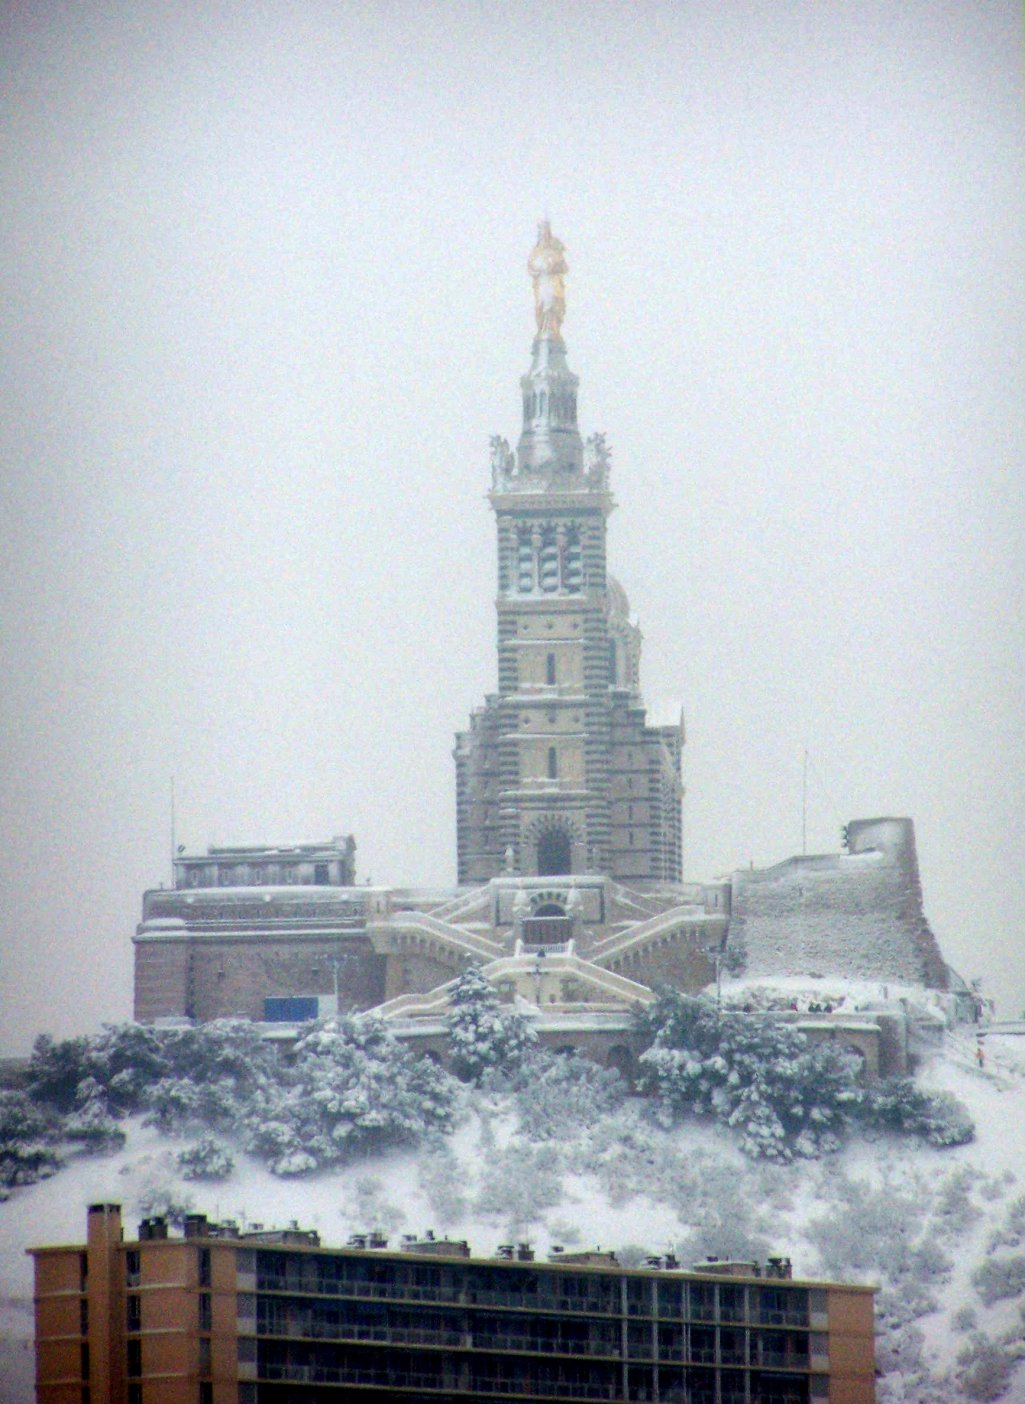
801,747,808,856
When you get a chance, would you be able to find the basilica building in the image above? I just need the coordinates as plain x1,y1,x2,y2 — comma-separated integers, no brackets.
133,228,952,1078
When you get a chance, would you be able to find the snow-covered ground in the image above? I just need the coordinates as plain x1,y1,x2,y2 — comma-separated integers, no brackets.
2,1030,1024,1404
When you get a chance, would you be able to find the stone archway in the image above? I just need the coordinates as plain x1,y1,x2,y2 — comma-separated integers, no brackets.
606,1044,635,1085
523,813,583,878
537,827,571,876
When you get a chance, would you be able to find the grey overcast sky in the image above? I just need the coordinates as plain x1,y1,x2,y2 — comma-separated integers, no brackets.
1,1,1022,1054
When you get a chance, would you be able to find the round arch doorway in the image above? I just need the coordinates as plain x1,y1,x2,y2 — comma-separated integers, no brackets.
536,827,572,877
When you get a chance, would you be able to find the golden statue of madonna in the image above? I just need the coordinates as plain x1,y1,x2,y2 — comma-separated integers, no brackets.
528,221,568,338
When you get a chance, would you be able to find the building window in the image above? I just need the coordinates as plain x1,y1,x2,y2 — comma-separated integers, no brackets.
198,1293,212,1331
128,1386,142,1404
562,531,583,592
126,1295,141,1332
127,1339,141,1378
538,535,560,592
80,1297,88,1333
200,1384,213,1404
199,1336,211,1373
198,1248,211,1287
547,747,558,779
313,863,329,885
546,653,556,685
80,1342,89,1380
125,1250,140,1287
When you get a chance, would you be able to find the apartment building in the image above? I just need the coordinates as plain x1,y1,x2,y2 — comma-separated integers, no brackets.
31,1203,875,1403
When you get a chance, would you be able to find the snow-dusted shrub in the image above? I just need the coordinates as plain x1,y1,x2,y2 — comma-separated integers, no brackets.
675,1209,772,1268
177,1136,234,1182
349,1175,406,1235
0,1089,62,1190
954,1306,979,1332
509,1050,623,1139
144,1077,206,1133
243,1112,319,1176
972,1254,1025,1307
933,1166,983,1234
806,1172,932,1282
957,1333,1017,1402
476,1142,562,1237
861,1079,974,1147
988,1193,1025,1252
418,1148,469,1229
616,1244,653,1268
135,1185,195,1229
447,966,537,1084
63,1095,127,1155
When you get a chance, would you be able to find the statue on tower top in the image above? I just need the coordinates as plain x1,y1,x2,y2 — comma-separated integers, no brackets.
528,221,568,339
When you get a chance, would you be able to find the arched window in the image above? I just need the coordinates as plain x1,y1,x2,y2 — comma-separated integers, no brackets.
546,653,556,685
517,532,534,592
538,535,560,592
547,746,558,779
562,535,583,592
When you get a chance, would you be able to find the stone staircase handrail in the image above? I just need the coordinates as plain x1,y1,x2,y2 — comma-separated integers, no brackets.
590,904,721,962
377,910,503,960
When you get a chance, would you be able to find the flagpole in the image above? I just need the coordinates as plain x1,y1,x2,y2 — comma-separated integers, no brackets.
801,747,807,856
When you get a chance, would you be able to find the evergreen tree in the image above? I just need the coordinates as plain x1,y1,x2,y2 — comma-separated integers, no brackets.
446,965,537,1084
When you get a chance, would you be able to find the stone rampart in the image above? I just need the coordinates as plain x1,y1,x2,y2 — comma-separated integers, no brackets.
727,818,948,989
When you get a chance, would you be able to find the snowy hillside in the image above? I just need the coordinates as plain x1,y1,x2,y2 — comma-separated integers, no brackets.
2,1025,1024,1402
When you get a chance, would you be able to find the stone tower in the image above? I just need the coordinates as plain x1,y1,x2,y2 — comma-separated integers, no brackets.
454,225,684,885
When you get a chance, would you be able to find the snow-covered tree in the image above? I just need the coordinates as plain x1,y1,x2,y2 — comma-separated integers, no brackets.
0,1090,62,1193
447,965,536,1084
244,1015,454,1175
26,1035,92,1114
637,992,972,1161
28,1023,169,1117
143,1019,280,1134
637,993,863,1160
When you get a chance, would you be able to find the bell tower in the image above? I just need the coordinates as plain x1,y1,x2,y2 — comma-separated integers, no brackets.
454,225,684,886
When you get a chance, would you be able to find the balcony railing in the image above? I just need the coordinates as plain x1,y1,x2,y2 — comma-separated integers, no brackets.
258,1363,621,1397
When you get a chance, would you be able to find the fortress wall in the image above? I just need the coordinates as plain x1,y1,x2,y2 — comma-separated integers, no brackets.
727,818,948,989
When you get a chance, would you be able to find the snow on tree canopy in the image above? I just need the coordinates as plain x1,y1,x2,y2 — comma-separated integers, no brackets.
446,965,537,1084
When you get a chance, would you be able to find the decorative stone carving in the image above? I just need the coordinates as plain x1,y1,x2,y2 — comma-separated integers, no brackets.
584,432,611,489
490,434,515,488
